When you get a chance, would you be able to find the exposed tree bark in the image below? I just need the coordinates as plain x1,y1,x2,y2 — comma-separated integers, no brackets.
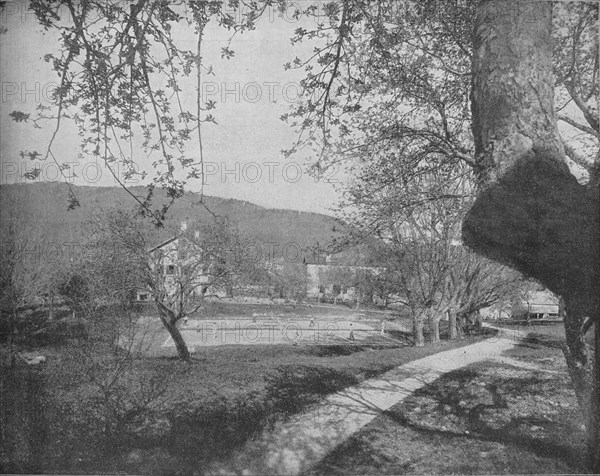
413,315,425,347
428,313,440,344
156,303,190,360
468,1,564,184
48,295,54,320
465,1,599,471
466,0,599,309
473,311,483,331
225,284,234,298
456,315,465,340
448,309,458,340
563,297,594,421
592,319,600,472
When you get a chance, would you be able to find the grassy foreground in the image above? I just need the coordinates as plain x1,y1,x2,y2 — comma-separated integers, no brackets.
1,306,493,475
307,323,592,475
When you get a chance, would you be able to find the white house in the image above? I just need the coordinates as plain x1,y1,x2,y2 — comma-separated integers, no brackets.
511,289,560,319
135,233,221,302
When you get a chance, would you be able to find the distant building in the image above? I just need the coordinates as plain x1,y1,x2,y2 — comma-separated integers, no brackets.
511,289,560,320
480,289,560,321
135,233,221,302
302,248,386,301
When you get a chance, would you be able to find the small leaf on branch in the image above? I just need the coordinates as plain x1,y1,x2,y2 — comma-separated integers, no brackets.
23,168,42,180
19,150,42,161
9,111,30,122
221,47,235,59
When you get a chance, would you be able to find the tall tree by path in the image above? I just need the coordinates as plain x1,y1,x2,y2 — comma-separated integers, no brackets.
463,1,599,470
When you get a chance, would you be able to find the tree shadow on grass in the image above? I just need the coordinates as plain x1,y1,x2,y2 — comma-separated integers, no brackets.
309,365,586,475
264,365,361,416
522,332,565,349
383,409,585,471
163,365,360,473
383,367,587,472
302,345,368,357
386,329,417,346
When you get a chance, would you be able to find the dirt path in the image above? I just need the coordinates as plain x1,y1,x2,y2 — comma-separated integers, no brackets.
210,335,518,475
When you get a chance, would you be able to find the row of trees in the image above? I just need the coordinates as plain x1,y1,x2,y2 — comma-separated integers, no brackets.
330,184,524,345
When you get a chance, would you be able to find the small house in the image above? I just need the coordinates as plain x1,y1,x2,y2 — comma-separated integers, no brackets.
511,290,560,320
135,232,222,302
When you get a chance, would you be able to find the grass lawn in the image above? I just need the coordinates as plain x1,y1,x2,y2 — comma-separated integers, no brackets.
1,304,494,475
136,299,407,321
307,322,591,475
134,299,415,356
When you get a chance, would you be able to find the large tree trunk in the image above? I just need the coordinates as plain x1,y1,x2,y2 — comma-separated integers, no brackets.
428,312,440,344
455,313,466,340
49,295,54,320
564,295,600,472
156,303,190,360
448,310,458,340
226,284,234,298
562,297,594,424
413,314,425,347
592,318,600,472
465,1,599,471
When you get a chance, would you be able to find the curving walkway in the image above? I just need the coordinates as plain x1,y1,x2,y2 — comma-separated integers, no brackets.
210,333,518,475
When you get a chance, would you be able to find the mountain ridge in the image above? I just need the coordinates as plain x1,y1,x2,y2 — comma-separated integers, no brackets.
0,182,346,257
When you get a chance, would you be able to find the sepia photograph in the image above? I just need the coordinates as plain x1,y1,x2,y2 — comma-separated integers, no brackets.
0,1,598,474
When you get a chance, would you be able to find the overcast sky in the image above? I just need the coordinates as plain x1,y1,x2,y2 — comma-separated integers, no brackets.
0,2,341,215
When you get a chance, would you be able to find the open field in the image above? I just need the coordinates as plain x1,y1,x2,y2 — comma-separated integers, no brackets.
133,300,415,356
136,299,408,320
163,318,409,348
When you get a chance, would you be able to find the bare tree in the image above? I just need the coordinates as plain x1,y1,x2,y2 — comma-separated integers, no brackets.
86,210,252,360
444,246,523,340
339,157,522,345
272,262,308,303
318,265,376,309
9,1,272,221
0,220,56,365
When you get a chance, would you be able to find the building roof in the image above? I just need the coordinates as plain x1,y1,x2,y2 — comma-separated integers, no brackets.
148,235,180,253
528,290,559,305
513,289,560,315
